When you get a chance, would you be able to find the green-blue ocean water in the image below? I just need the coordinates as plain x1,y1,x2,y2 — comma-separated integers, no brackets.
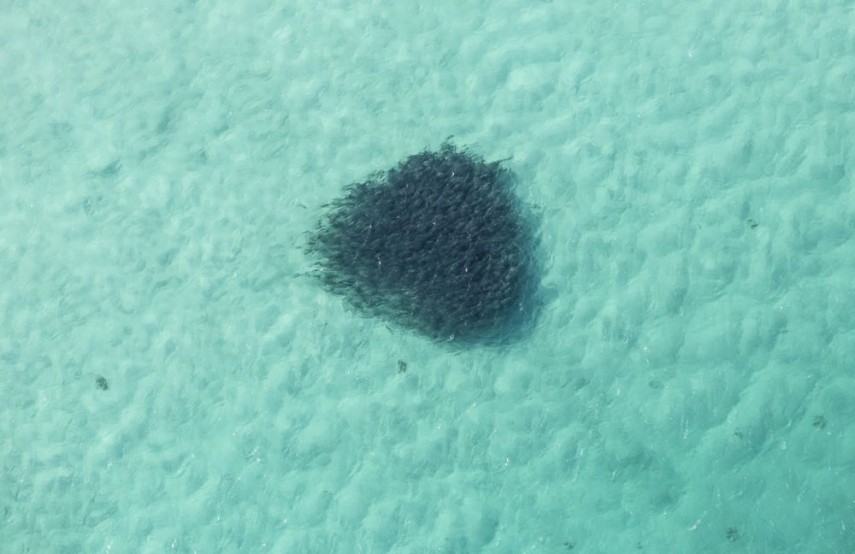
1,0,853,552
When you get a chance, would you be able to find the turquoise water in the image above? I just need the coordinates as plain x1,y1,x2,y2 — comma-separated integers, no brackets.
1,0,853,552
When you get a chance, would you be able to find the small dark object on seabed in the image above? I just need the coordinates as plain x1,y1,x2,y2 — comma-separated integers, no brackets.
96,376,109,390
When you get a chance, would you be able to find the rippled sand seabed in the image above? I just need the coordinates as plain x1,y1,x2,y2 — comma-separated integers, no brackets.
1,0,853,552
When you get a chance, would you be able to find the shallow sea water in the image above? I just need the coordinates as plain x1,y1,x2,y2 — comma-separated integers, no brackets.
1,0,853,552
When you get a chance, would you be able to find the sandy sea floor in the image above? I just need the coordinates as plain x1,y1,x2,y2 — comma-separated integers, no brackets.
1,0,853,552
